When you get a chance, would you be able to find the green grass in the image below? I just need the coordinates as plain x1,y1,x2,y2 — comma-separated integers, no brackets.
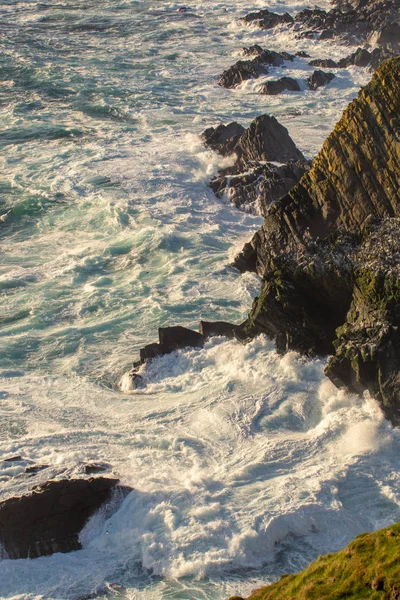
229,523,400,600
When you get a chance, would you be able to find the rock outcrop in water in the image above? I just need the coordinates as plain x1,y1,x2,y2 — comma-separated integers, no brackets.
0,477,126,559
219,50,294,89
227,521,400,600
203,115,310,216
234,57,400,424
242,0,400,53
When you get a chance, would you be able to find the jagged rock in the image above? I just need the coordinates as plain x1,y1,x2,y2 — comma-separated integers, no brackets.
25,465,49,475
241,8,293,30
0,477,124,559
338,47,372,67
307,70,336,89
201,122,245,156
242,0,400,53
245,235,356,355
260,77,300,95
237,58,400,423
296,51,311,57
309,47,397,72
219,50,294,89
235,114,304,166
371,22,400,46
369,46,399,71
232,242,258,273
204,114,308,216
211,160,310,216
219,59,269,89
325,219,400,423
242,44,265,57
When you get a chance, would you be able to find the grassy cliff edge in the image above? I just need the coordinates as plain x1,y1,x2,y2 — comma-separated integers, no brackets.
229,523,400,600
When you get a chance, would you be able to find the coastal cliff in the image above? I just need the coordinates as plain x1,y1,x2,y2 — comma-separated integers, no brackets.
236,57,400,423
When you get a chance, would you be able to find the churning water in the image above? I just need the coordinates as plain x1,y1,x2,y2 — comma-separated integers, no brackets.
1,1,400,599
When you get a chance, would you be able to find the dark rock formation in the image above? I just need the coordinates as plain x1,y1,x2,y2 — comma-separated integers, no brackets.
325,219,400,422
0,477,123,559
306,70,336,89
235,57,400,423
211,160,310,216
199,320,249,341
219,49,294,88
241,8,293,30
201,122,245,156
219,59,269,89
83,463,110,475
241,0,400,55
203,114,309,216
260,77,300,95
309,47,397,71
235,115,304,166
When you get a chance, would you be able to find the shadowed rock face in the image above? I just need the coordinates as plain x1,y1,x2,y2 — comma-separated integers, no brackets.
237,58,400,424
241,0,400,60
0,477,122,559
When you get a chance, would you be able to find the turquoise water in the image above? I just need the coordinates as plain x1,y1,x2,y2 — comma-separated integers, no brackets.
1,2,400,599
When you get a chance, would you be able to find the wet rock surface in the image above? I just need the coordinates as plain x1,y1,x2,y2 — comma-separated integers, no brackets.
203,114,309,216
219,49,294,88
260,76,300,95
306,69,336,89
0,477,125,559
236,58,400,424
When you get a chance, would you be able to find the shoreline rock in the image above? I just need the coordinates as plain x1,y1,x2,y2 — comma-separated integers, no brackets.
0,477,129,559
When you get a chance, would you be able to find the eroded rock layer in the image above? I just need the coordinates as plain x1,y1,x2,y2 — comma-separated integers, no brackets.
238,57,400,423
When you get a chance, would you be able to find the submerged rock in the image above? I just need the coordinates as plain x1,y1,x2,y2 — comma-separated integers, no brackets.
203,114,308,217
219,59,269,89
0,477,124,559
241,0,400,54
211,159,310,216
309,47,397,71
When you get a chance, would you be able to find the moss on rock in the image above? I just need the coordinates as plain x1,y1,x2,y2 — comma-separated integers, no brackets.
228,522,400,600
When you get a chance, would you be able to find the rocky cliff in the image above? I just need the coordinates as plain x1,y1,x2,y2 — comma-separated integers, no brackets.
237,57,400,424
